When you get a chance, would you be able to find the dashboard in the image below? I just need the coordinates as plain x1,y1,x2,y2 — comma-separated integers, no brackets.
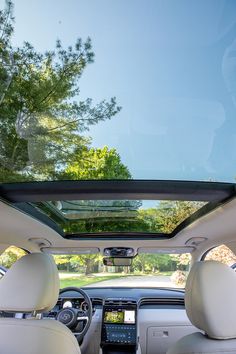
44,288,197,354
47,287,186,319
54,287,185,303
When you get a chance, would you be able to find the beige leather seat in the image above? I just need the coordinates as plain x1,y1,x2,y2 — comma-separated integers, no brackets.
0,253,80,354
167,260,236,354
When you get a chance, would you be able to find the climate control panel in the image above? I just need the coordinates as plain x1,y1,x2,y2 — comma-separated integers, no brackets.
102,324,136,344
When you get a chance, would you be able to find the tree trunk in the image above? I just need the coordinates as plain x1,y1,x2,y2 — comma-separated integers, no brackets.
85,260,92,275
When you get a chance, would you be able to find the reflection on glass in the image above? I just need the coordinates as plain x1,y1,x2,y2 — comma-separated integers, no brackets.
32,199,206,235
0,1,236,183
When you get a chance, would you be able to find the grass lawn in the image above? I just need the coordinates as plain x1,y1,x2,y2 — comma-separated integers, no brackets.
59,273,126,288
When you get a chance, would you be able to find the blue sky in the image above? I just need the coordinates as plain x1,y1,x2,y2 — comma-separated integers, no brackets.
5,0,236,182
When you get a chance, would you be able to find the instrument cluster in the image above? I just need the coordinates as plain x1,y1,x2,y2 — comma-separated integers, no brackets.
59,298,89,312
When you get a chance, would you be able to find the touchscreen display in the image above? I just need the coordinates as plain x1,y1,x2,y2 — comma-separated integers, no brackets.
104,309,135,324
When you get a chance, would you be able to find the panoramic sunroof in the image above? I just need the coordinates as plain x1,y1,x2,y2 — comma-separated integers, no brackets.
30,199,206,235
1,1,236,185
1,180,235,238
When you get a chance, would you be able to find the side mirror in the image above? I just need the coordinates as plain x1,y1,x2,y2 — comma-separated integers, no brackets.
103,257,133,267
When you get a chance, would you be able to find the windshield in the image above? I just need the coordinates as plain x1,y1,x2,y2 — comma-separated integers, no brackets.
1,0,236,183
53,253,190,289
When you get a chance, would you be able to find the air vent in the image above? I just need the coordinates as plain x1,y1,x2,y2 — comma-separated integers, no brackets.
104,298,137,306
92,298,103,306
139,297,185,307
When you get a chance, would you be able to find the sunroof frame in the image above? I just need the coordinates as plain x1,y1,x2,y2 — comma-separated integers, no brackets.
0,179,236,239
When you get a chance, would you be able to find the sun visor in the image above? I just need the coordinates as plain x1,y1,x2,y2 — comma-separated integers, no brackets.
138,247,195,254
42,247,100,255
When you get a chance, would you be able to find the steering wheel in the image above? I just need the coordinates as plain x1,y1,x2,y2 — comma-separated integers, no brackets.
56,287,93,342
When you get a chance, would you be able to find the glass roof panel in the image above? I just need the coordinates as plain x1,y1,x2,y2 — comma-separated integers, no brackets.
1,1,236,183
31,199,206,235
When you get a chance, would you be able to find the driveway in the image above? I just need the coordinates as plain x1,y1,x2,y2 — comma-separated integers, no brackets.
85,275,178,288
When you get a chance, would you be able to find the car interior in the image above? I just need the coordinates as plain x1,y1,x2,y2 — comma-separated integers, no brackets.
1,180,236,354
1,0,236,353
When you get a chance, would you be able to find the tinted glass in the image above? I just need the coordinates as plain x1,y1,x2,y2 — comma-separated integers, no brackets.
0,1,236,183
32,199,206,235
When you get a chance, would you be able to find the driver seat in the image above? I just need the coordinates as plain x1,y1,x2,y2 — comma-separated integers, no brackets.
167,260,236,354
0,252,81,354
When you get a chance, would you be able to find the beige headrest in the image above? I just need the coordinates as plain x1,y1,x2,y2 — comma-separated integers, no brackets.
0,253,59,313
185,260,236,339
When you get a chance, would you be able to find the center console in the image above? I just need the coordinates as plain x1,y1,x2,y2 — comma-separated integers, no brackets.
101,298,138,354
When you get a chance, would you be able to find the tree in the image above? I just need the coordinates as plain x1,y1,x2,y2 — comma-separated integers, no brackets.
138,201,204,234
131,254,175,273
0,246,26,268
53,255,74,272
169,253,191,271
58,146,131,180
205,245,236,266
0,1,121,181
70,254,102,275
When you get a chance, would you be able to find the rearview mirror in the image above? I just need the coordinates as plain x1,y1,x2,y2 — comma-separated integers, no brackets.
103,257,132,267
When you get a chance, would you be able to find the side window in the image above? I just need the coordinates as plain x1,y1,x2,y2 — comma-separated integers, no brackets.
204,244,236,266
0,246,27,278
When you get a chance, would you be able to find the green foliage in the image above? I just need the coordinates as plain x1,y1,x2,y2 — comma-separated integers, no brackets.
54,254,102,275
53,252,190,278
0,3,210,285
58,146,131,180
33,199,203,235
0,1,121,181
131,253,189,273
59,274,125,288
0,246,26,268
171,253,191,268
138,201,205,234
132,254,172,273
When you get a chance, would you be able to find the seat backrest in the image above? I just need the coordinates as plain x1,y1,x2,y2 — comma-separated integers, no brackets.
0,253,80,354
0,318,80,354
167,332,236,354
167,260,236,354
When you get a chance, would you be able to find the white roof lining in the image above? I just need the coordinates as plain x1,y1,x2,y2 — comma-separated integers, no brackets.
0,197,236,255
